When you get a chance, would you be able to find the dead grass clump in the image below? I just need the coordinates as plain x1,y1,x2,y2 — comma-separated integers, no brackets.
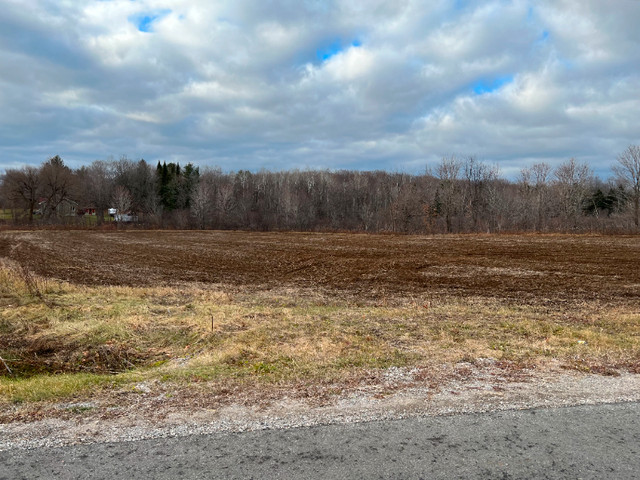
17,263,53,308
0,258,61,308
0,333,154,377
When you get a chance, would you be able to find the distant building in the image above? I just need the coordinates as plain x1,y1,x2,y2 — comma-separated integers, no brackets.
36,198,78,217
77,207,97,216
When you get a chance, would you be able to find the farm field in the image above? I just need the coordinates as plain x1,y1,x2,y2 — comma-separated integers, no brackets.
1,231,639,417
2,230,640,302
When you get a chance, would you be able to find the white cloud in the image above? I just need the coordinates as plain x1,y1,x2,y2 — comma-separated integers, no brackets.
0,0,638,178
323,46,375,81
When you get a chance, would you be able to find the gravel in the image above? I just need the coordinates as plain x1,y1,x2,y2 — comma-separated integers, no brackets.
3,361,640,452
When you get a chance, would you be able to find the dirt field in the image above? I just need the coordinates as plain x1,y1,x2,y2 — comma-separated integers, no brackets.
1,230,640,407
1,230,639,305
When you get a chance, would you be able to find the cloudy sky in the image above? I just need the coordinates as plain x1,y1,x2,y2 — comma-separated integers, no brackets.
1,0,638,178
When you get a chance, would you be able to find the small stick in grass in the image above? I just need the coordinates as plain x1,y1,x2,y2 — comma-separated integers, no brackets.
0,355,12,376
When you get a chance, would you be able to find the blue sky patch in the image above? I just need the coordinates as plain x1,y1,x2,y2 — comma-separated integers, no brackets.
316,40,343,61
131,9,171,33
454,0,468,11
316,38,361,61
472,75,514,94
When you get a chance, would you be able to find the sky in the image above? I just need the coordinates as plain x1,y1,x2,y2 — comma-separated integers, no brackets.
1,0,639,179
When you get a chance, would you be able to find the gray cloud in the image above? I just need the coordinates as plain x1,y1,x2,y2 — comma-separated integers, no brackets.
0,0,638,178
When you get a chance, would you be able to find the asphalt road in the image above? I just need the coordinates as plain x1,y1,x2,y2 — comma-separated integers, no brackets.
2,402,639,479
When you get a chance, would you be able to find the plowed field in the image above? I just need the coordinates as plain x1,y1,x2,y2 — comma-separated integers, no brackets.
1,231,638,305
2,230,640,410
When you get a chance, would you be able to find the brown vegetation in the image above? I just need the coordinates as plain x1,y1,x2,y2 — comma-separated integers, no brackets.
0,231,638,405
1,151,640,233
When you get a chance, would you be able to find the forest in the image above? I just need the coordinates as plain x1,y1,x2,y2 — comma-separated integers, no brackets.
1,146,639,233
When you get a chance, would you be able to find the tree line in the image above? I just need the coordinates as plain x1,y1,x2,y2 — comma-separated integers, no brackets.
1,146,639,233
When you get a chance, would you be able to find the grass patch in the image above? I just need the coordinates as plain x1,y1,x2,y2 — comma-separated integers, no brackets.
0,373,123,403
1,262,639,404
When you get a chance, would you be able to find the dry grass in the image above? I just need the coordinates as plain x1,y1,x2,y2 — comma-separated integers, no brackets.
1,255,639,404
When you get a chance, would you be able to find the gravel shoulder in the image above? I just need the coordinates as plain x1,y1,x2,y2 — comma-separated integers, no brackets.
3,362,640,452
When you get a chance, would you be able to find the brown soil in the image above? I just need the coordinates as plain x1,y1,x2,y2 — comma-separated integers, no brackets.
1,231,639,305
2,231,640,435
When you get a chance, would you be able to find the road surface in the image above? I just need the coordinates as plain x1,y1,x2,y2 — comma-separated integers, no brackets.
2,402,639,479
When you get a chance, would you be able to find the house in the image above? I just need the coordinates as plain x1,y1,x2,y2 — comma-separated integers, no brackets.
77,206,97,216
36,198,78,217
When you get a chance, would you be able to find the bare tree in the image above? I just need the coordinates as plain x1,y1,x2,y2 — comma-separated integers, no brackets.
191,178,213,229
114,157,159,221
613,145,640,229
112,185,133,218
462,156,499,231
86,160,115,225
40,155,76,219
519,162,551,231
531,162,551,231
0,166,41,223
553,158,592,229
435,156,462,233
216,182,236,227
5,155,640,233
